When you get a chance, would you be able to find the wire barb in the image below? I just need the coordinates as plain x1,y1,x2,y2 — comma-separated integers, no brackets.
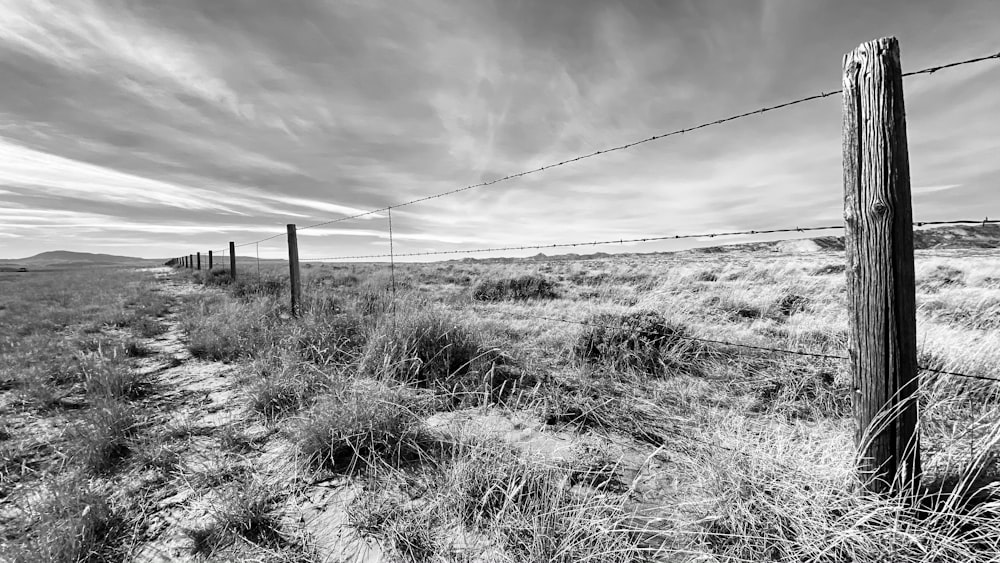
511,313,999,383
207,48,999,253
303,224,846,261
300,218,998,261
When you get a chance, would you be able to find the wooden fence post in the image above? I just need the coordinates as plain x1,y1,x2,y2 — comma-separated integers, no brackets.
196,252,201,270
208,250,213,270
189,254,194,269
842,36,919,495
229,241,237,281
287,224,301,317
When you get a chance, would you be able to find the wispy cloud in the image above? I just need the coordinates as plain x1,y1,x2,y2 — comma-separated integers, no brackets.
913,183,962,193
0,0,998,259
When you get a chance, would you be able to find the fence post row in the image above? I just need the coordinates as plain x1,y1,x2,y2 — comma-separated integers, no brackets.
229,241,237,281
208,250,213,270
287,224,301,317
842,36,920,495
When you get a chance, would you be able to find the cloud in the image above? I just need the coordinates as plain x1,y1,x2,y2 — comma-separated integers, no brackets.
913,183,962,193
0,0,243,116
0,136,244,212
0,0,998,259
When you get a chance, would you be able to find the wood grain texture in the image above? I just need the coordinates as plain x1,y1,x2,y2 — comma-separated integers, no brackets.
842,37,920,494
287,224,302,317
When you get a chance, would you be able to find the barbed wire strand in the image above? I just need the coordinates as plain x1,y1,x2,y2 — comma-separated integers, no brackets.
305,225,842,260
514,312,849,360
901,50,1000,77
205,49,999,255
509,312,1000,383
302,218,999,261
280,50,999,235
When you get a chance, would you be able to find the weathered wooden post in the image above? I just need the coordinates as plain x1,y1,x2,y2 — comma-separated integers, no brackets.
189,254,194,269
196,252,201,270
287,224,301,317
208,250,213,270
842,37,919,494
229,241,237,281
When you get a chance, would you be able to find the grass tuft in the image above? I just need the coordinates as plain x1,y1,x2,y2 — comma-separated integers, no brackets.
70,399,138,474
472,274,559,301
575,310,709,377
11,479,127,563
296,381,435,473
359,306,518,398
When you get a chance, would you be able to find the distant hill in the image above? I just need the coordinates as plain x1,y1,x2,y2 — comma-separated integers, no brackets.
9,251,147,267
450,224,1000,264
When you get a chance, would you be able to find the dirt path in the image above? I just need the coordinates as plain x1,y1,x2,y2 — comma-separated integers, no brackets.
126,269,245,561
127,269,675,561
128,268,384,562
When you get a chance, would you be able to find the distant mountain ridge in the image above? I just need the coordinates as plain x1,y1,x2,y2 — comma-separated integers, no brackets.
3,224,997,268
6,251,146,266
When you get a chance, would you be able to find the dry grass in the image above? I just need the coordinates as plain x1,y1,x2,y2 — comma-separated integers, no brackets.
0,268,173,560
8,248,1000,562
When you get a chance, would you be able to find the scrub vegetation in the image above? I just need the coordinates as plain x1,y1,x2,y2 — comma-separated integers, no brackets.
2,244,999,562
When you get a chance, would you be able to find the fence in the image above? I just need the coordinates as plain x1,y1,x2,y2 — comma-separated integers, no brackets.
165,37,1000,495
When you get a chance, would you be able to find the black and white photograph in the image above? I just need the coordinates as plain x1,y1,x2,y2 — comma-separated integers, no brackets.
1,1,999,561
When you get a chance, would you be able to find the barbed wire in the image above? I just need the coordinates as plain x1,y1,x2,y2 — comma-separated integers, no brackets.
914,218,996,227
512,312,849,361
201,48,999,252
506,312,1000,383
300,218,998,261
901,50,1000,77
919,366,1000,384
304,225,843,261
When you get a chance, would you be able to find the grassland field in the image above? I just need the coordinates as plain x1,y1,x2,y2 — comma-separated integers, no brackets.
1,246,999,562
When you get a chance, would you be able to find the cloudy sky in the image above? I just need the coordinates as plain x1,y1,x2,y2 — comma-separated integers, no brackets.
0,0,997,261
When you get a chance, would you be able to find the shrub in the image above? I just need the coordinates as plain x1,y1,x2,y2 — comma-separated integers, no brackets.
296,381,434,473
574,310,708,377
472,274,558,301
359,307,518,397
